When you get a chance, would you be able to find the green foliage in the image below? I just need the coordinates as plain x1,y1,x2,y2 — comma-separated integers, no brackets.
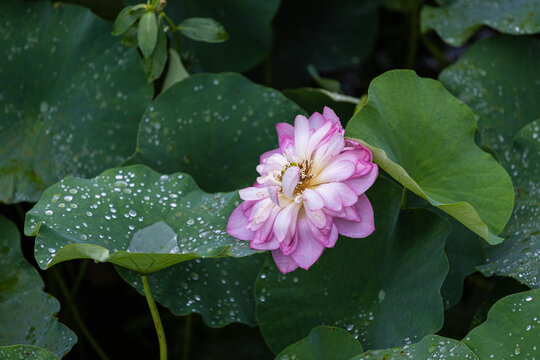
0,1,152,204
282,88,358,126
162,0,280,72
117,254,265,327
421,0,540,46
2,0,539,358
346,70,514,244
356,335,478,359
439,36,540,157
178,17,229,43
0,216,76,357
275,326,364,360
24,165,256,273
138,12,158,58
0,345,60,360
479,120,540,288
464,289,540,358
256,178,450,352
130,73,306,193
272,0,380,87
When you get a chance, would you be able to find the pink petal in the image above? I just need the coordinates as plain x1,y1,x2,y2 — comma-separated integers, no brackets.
259,148,281,163
273,203,301,241
302,188,324,211
276,122,294,147
345,164,378,195
291,215,325,270
272,250,299,274
227,205,254,241
251,235,279,250
252,206,280,244
314,154,357,183
308,111,326,130
323,106,340,125
282,166,300,199
294,115,310,159
312,132,345,166
310,223,339,248
268,186,281,207
305,208,327,229
239,187,270,201
314,182,357,211
305,121,334,159
334,194,375,238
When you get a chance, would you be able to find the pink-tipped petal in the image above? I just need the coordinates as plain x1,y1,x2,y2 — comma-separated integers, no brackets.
250,236,280,250
294,115,310,159
291,215,325,270
323,106,340,124
282,166,300,199
314,157,356,184
260,148,281,163
227,205,255,240
268,186,281,207
272,250,299,274
305,121,333,159
276,122,294,140
345,164,379,195
308,112,326,130
334,194,375,238
305,208,327,229
274,203,301,241
239,187,270,201
302,188,324,211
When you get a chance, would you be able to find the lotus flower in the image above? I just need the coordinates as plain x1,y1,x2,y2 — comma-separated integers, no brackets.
227,107,378,274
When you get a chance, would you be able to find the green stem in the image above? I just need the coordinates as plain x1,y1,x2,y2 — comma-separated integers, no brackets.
141,274,167,360
159,12,181,55
401,187,408,209
14,204,26,226
52,269,110,360
420,34,451,67
406,0,420,69
263,55,273,88
182,314,192,360
69,260,88,300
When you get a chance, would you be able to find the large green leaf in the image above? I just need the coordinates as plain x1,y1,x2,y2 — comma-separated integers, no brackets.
408,192,486,308
24,165,256,273
355,335,479,360
275,326,364,360
0,216,76,357
439,36,540,157
0,1,152,204
464,289,540,358
255,178,450,353
272,0,380,88
421,0,540,47
116,254,265,327
478,120,540,288
159,0,279,72
0,345,60,360
131,72,305,193
282,88,358,127
346,70,514,244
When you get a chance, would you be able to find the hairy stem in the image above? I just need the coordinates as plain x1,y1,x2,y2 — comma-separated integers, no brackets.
52,268,110,360
141,274,167,360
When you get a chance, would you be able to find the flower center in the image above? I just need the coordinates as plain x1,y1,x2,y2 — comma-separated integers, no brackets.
278,160,313,196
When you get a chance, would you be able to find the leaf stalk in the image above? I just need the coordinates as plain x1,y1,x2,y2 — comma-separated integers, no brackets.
141,274,168,360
